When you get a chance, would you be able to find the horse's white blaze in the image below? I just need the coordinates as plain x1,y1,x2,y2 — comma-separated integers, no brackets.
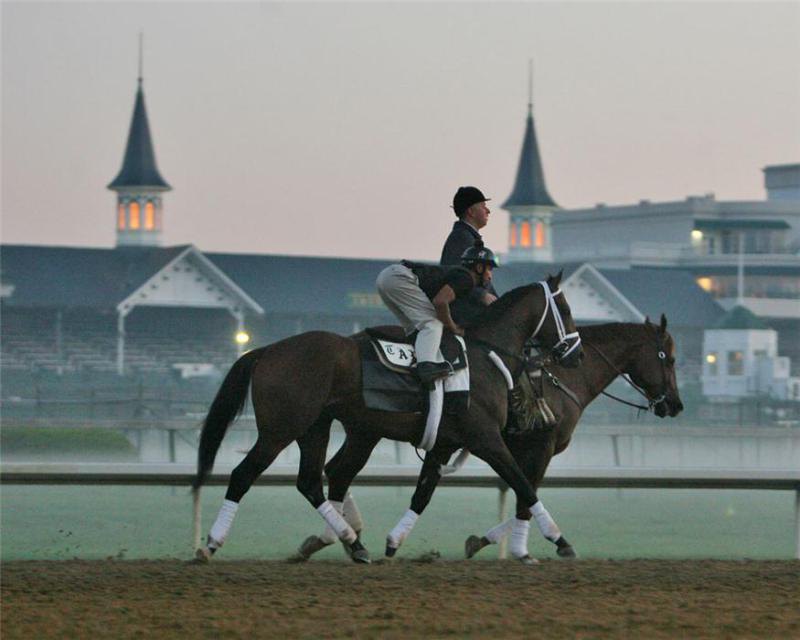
317,500,357,543
485,518,514,544
386,509,418,549
208,499,239,548
530,501,562,542
510,518,531,559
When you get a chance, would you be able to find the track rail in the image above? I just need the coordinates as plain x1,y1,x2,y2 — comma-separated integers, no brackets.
2,463,799,558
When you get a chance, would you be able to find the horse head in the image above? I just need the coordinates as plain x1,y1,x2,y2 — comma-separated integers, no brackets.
534,271,584,368
626,314,684,418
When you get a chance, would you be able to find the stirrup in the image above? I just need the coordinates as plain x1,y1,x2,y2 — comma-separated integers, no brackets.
417,361,453,387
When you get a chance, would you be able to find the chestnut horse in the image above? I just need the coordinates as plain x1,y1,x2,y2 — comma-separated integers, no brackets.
193,274,583,563
296,316,683,562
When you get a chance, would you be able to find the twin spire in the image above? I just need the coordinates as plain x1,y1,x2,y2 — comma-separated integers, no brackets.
502,60,557,209
108,33,170,191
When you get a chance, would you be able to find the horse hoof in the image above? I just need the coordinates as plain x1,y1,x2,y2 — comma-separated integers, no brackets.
295,535,331,561
516,554,540,566
193,547,213,564
464,535,483,559
557,545,577,559
349,539,371,564
385,545,398,558
351,548,371,564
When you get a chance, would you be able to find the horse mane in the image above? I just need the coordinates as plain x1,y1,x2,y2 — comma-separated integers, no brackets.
578,322,629,344
467,284,539,329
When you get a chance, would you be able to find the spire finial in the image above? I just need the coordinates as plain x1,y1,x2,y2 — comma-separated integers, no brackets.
138,32,144,86
528,58,533,114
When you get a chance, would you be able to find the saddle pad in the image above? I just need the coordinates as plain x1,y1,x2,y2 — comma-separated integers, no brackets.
371,338,468,375
359,334,469,414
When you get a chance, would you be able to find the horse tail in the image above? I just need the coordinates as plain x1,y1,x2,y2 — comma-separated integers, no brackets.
193,347,266,492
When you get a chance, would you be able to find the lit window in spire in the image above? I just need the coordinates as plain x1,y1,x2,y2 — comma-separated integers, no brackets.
130,202,141,229
144,202,155,230
520,221,532,247
535,222,546,248
117,204,126,230
509,223,517,247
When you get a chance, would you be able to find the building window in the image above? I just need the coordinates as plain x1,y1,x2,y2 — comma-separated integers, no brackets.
130,201,141,230
534,222,545,248
117,204,126,230
144,202,156,230
509,224,517,248
705,352,718,376
520,221,531,247
696,277,714,293
727,351,744,376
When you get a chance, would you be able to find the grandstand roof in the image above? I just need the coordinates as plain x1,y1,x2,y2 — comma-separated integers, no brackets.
490,262,723,328
0,244,187,309
599,267,724,328
0,244,723,327
206,252,395,317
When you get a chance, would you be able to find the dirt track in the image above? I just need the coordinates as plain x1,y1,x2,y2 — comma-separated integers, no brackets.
2,559,798,639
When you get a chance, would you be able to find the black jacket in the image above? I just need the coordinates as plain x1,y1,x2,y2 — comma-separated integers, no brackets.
440,220,483,265
440,220,497,325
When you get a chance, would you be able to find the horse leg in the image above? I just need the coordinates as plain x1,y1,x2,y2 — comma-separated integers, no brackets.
465,436,539,564
294,429,380,562
510,434,574,558
468,429,564,554
385,447,453,557
196,434,289,561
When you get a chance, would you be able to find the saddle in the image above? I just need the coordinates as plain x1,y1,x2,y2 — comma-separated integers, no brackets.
359,327,469,415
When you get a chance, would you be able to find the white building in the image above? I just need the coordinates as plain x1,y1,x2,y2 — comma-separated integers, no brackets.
702,306,799,401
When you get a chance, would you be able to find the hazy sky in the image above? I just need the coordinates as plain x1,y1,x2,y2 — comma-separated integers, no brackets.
2,2,799,260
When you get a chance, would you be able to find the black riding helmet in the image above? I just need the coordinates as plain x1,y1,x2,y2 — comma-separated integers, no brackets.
461,241,499,268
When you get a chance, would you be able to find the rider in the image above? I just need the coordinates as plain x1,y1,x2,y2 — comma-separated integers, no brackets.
441,186,498,326
376,242,498,388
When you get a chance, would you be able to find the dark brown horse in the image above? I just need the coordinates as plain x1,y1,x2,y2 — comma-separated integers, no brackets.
193,274,583,563
296,316,683,562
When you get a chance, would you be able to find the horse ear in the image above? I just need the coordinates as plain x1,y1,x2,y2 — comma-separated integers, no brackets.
644,315,651,326
660,314,668,333
548,270,563,288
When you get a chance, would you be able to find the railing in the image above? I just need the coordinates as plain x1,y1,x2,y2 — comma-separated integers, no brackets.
2,463,798,559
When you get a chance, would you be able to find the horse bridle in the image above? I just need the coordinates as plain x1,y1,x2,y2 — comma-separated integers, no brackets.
470,281,581,372
531,281,582,363
585,330,671,413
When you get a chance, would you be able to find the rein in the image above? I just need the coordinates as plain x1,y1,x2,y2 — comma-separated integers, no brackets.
584,341,667,413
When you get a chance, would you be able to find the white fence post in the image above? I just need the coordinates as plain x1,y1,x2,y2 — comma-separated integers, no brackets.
497,486,509,560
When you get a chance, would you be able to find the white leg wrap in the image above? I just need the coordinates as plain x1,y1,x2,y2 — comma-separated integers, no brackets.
510,518,531,559
318,500,343,545
208,499,239,549
484,518,514,544
317,500,357,544
531,501,562,543
387,509,418,549
342,493,364,532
